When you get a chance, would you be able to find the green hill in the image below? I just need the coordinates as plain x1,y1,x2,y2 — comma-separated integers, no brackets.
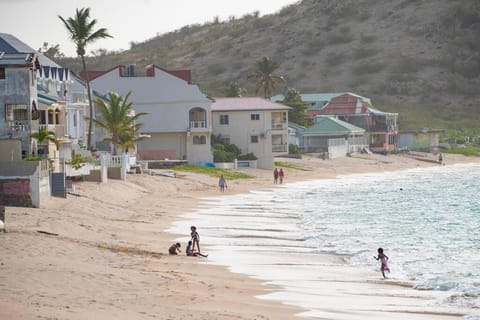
58,0,480,131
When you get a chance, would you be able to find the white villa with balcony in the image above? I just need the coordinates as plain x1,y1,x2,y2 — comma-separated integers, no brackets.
0,33,89,160
86,64,213,164
211,97,290,169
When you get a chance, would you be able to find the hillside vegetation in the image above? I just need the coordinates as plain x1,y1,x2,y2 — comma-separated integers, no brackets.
58,0,480,131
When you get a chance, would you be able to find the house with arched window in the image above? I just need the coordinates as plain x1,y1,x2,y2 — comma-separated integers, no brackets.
85,64,213,164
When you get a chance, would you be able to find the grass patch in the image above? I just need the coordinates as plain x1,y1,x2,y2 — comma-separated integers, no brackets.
442,146,480,157
274,161,311,171
173,165,253,179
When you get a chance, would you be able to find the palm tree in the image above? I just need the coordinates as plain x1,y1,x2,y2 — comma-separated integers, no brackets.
248,56,285,99
59,8,112,151
30,129,57,155
88,92,148,155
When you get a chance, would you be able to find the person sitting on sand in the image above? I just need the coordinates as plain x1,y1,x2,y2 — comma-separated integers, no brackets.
169,242,181,255
374,247,390,278
186,240,208,258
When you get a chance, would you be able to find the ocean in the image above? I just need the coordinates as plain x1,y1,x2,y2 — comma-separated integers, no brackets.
169,163,480,319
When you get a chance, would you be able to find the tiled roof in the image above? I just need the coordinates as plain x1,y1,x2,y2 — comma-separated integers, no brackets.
212,97,291,111
302,116,365,136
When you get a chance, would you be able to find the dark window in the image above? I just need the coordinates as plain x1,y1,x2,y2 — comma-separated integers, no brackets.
220,136,230,144
250,135,259,143
251,113,260,120
193,135,206,145
0,68,5,79
220,114,229,125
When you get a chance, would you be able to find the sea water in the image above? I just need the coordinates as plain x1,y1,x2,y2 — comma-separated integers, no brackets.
169,163,480,318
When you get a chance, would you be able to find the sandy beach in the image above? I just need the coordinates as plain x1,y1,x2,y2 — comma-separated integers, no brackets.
1,153,478,320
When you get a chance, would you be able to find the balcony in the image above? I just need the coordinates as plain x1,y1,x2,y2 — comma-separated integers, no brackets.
271,122,287,130
6,120,29,132
272,144,287,152
35,124,66,137
189,120,209,132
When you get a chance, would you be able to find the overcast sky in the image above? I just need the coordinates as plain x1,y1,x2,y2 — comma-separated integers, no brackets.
1,0,299,57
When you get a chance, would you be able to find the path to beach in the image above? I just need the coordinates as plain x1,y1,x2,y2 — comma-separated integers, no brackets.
1,153,477,319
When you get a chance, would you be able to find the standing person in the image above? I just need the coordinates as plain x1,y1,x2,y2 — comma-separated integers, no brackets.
273,168,279,184
218,174,227,192
374,247,390,278
279,168,284,184
190,226,201,253
439,153,443,165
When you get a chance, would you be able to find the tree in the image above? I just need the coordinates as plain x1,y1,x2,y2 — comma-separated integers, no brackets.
30,129,57,155
248,56,285,99
59,8,112,151
281,87,311,126
88,92,148,155
38,42,64,59
224,80,247,97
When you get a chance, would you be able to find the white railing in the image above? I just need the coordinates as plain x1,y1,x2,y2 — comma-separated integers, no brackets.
271,122,286,130
7,120,29,132
272,144,287,152
190,120,206,129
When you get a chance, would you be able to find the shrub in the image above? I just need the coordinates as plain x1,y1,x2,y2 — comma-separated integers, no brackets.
237,152,257,160
289,144,299,154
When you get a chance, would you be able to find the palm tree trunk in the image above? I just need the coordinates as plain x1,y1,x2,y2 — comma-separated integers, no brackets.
81,54,94,151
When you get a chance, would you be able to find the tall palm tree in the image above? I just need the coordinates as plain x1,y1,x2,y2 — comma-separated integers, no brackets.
59,8,112,151
88,92,148,155
248,56,285,99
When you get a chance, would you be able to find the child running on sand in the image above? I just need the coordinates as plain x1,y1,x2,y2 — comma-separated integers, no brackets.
374,247,390,278
186,241,208,258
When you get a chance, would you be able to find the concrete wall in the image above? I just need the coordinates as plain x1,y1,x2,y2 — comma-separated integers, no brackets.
0,160,50,208
0,139,22,162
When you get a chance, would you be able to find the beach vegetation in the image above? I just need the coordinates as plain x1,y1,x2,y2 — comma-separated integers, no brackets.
274,161,310,171
59,7,112,150
173,165,252,179
279,87,311,127
88,91,148,155
441,146,480,157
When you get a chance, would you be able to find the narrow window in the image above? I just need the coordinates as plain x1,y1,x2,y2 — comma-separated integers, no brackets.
0,68,5,80
250,135,259,143
220,114,229,125
251,113,260,121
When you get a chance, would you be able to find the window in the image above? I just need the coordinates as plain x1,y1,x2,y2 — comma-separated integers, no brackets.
219,136,230,145
220,114,229,125
282,112,287,121
250,135,259,143
193,135,206,145
5,104,28,121
251,113,260,121
0,68,5,79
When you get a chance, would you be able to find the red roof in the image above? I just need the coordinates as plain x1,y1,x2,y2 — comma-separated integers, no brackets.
211,97,291,111
315,93,370,115
78,65,192,82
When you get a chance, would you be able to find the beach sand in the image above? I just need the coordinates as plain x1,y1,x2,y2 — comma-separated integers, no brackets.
0,153,478,319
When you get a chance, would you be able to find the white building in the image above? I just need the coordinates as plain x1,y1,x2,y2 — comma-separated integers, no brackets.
87,64,213,164
211,97,290,169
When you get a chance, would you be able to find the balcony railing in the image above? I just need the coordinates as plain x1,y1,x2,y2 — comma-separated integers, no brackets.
271,122,287,130
190,120,207,129
272,144,287,152
37,124,66,137
7,120,29,132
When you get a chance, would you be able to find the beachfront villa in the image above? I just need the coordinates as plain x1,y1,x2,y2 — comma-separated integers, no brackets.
0,33,91,206
84,64,213,164
211,97,290,170
302,116,367,158
272,92,399,153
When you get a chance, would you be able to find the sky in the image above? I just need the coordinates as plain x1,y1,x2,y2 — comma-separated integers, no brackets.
0,0,299,57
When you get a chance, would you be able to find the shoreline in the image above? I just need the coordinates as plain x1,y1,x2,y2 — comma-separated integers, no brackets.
1,153,479,319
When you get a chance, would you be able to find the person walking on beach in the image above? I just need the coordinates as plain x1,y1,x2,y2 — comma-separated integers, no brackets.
273,168,279,184
279,168,284,184
168,242,181,255
186,240,208,258
190,226,201,253
218,175,227,192
374,247,390,278
439,153,443,165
